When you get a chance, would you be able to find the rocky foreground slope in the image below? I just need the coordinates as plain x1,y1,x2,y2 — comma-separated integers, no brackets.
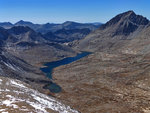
0,76,78,113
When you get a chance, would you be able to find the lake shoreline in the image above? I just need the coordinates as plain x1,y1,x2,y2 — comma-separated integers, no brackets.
40,51,91,93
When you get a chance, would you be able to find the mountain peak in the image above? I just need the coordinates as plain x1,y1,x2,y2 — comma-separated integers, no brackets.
18,20,24,22
0,22,13,29
63,21,76,24
102,10,149,28
0,22,13,25
8,26,34,35
63,21,78,26
15,20,25,24
124,10,135,15
15,20,34,26
100,10,149,36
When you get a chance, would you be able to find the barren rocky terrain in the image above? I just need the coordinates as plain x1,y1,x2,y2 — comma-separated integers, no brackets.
53,52,150,113
49,11,150,113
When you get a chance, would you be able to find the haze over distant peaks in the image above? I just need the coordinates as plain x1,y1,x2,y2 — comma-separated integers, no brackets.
0,20,102,34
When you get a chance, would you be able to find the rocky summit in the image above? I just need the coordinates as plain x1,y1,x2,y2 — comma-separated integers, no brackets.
73,11,149,52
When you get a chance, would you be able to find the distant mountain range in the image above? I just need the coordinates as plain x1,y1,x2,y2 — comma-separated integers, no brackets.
0,21,102,43
0,20,102,33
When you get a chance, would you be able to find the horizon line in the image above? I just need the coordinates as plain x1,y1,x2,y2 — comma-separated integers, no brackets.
0,20,103,25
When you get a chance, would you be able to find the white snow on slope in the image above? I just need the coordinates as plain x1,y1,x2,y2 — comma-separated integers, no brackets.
0,77,79,113
3,62,17,71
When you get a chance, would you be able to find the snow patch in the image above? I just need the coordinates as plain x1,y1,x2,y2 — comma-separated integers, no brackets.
3,62,17,71
10,80,26,88
0,79,2,84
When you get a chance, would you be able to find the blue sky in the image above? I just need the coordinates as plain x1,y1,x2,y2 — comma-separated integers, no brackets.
0,0,149,24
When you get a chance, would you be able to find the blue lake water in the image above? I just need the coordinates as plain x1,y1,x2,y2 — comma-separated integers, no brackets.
40,52,91,93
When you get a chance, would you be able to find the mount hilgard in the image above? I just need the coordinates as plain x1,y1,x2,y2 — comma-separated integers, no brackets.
51,11,150,113
74,10,149,52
